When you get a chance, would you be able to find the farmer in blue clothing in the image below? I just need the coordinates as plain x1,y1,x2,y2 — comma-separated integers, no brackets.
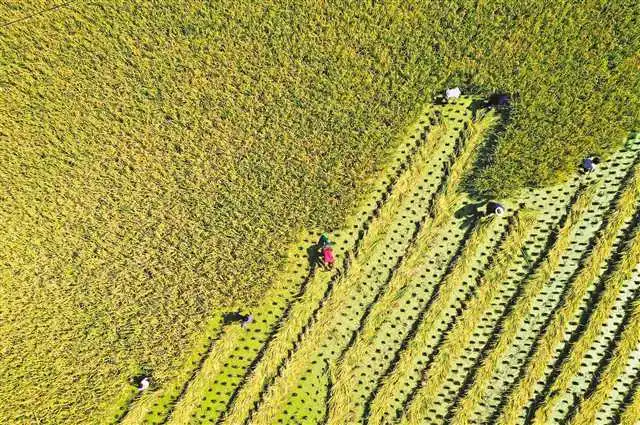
582,156,600,173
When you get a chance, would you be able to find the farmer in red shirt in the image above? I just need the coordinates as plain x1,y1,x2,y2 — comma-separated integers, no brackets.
321,245,335,270
317,233,336,270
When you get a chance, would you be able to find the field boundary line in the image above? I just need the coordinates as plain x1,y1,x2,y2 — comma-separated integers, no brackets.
445,182,597,424
492,162,640,425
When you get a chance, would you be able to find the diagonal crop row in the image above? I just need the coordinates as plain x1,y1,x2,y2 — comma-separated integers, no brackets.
248,108,487,425
213,121,450,425
566,294,640,424
447,183,598,424
325,112,499,425
399,209,539,424
618,367,640,425
530,209,640,424
493,163,640,425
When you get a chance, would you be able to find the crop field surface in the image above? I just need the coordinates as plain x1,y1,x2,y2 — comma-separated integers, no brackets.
118,98,640,425
2,1,640,424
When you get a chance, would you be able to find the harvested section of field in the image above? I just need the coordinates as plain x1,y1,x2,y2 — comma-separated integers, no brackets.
120,95,640,425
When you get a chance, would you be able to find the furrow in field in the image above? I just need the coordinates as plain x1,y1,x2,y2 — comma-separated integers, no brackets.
528,208,640,424
398,210,538,424
616,366,640,425
248,106,481,425
565,288,640,425
603,340,640,425
446,183,597,424
492,163,640,425
159,105,443,424
327,215,498,425
325,112,499,425
213,120,449,425
467,140,640,425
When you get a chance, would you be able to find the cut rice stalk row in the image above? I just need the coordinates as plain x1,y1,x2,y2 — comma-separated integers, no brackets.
400,209,538,424
449,183,598,424
495,163,640,425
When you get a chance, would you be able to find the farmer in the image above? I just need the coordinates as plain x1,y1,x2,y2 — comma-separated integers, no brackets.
138,376,151,391
582,156,600,173
445,87,461,103
320,245,336,270
486,201,505,216
488,93,509,108
241,314,254,328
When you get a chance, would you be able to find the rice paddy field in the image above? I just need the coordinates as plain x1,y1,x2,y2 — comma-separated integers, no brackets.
1,1,640,424
115,98,640,425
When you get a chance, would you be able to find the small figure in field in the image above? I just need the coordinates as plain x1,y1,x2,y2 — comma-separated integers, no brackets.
445,87,461,103
241,314,254,328
582,156,600,174
486,201,506,216
487,93,509,109
321,245,336,270
130,375,151,391
138,376,151,391
317,233,336,271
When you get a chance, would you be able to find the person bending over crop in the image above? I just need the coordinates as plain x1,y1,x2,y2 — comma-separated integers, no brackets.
316,233,336,270
486,201,505,216
582,156,600,173
444,87,461,103
320,245,336,270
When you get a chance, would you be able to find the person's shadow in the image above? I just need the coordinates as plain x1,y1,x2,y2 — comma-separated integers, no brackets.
307,243,320,270
454,202,484,229
222,312,246,325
